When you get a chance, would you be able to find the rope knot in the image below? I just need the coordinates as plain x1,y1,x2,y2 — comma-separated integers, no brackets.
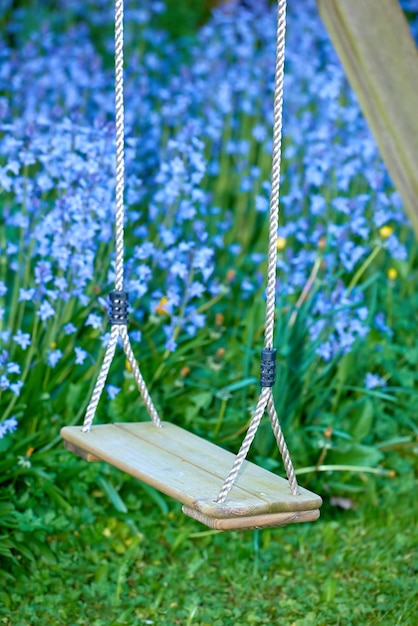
109,290,129,325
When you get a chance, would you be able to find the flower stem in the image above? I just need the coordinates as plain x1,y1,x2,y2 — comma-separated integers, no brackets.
347,245,382,292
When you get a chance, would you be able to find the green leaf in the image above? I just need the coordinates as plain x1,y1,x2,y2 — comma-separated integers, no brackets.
190,391,212,408
139,483,169,515
329,443,384,468
221,377,258,393
351,399,374,441
96,476,128,514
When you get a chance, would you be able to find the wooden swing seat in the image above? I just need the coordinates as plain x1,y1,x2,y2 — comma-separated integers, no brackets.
61,422,322,530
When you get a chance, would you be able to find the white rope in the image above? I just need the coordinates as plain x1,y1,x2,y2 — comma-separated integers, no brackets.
216,0,299,503
82,0,162,432
114,0,125,293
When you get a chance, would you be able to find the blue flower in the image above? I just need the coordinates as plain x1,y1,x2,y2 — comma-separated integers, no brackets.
75,347,88,365
339,241,367,272
316,341,333,362
374,313,393,338
34,261,53,286
107,385,120,400
0,417,18,440
48,349,63,368
365,373,387,389
85,313,103,330
7,362,20,375
252,124,267,142
385,235,407,261
63,323,77,335
10,381,24,396
0,281,7,297
188,282,205,299
19,288,35,302
37,301,55,321
255,195,269,213
13,330,31,350
165,337,177,352
0,375,9,390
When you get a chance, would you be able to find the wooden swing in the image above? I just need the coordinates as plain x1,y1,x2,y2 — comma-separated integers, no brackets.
61,0,322,531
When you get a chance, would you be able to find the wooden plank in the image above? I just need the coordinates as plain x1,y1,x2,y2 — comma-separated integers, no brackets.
61,423,322,519
182,506,320,530
62,423,236,510
118,422,319,513
316,0,418,235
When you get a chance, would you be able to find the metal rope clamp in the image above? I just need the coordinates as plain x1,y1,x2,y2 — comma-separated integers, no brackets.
108,290,129,325
260,348,277,387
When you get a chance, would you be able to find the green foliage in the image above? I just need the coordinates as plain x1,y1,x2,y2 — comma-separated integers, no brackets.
0,483,416,624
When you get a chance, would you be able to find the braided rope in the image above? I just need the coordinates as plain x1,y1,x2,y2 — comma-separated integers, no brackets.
267,395,298,494
265,0,286,351
120,326,162,427
216,0,299,503
82,0,161,432
216,388,270,503
114,0,125,292
82,326,119,433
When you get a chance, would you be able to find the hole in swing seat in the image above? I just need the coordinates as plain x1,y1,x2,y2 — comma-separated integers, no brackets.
61,422,322,530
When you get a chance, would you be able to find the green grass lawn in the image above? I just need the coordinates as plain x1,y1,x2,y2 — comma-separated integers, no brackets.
1,477,416,626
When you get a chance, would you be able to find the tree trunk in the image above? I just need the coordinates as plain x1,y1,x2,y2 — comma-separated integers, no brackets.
316,0,418,236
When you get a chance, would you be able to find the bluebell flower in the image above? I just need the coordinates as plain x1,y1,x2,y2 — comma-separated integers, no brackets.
48,349,63,368
37,301,55,321
365,373,387,389
6,362,20,375
75,347,88,365
316,341,333,362
10,381,24,396
107,385,120,400
0,417,18,440
34,261,53,285
0,375,10,390
130,330,142,342
252,124,267,142
101,332,111,347
310,195,326,216
0,281,7,297
63,323,77,335
339,241,367,272
374,313,393,339
255,195,269,213
85,313,103,330
188,282,205,299
385,235,407,261
165,337,177,352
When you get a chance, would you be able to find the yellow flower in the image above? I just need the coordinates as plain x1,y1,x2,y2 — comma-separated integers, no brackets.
387,267,398,281
379,225,393,239
156,296,169,315
276,236,287,251
125,359,132,372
